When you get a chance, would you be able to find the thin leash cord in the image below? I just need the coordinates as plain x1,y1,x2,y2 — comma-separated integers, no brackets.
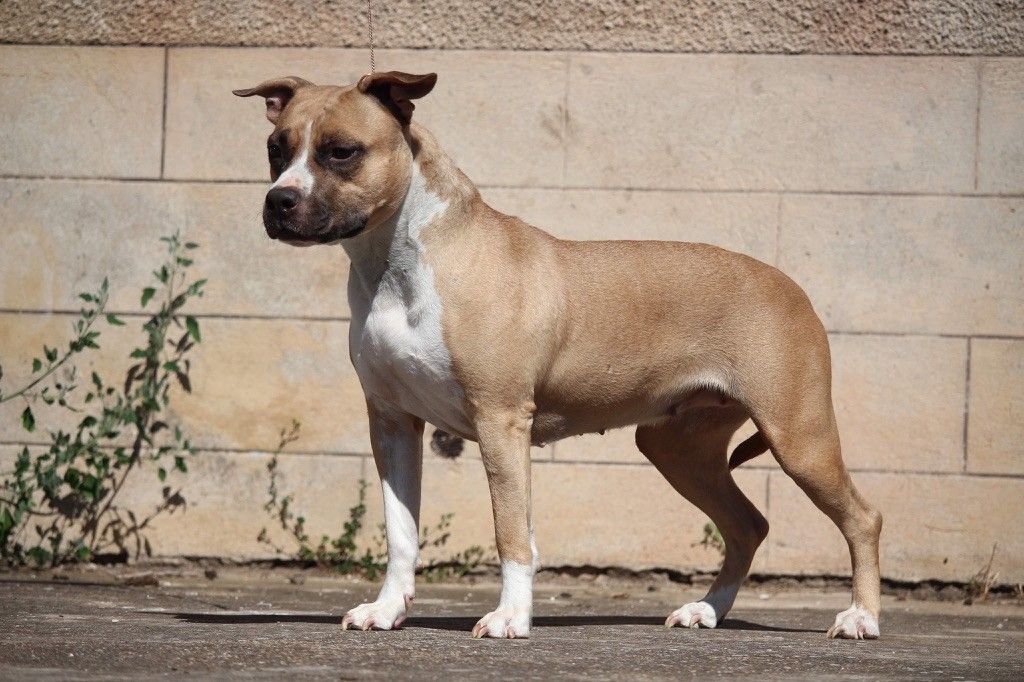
367,0,376,72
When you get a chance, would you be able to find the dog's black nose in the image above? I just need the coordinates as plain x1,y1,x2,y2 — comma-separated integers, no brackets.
266,187,301,216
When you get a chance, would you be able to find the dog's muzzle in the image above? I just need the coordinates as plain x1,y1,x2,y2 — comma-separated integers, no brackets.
262,189,368,243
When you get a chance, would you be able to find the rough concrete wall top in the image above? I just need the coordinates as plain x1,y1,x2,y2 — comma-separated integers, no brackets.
2,1,1022,55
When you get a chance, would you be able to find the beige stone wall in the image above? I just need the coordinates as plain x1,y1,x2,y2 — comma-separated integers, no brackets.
1,39,1022,584
2,1,1023,55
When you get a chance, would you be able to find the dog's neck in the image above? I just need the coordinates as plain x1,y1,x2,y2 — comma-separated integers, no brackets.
342,124,476,299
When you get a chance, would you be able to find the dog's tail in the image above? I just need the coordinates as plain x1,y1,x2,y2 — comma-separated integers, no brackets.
728,431,770,470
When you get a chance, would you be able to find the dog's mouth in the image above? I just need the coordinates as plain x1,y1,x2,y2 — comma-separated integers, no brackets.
264,215,368,245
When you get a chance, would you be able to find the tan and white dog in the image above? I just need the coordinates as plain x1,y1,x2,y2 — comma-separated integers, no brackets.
234,71,883,640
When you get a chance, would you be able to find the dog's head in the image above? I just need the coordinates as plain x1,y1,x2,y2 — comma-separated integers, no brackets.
233,71,436,245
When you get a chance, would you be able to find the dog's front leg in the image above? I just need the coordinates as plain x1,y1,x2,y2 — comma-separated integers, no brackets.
342,399,424,631
472,411,535,639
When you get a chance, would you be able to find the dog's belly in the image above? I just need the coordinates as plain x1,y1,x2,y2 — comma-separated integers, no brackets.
350,298,476,440
529,363,740,446
530,403,662,446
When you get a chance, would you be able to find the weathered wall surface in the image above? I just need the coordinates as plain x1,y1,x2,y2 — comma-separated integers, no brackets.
1,1,1023,55
1,5,1022,585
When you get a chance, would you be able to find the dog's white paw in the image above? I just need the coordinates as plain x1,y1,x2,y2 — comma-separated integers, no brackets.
665,601,719,629
827,604,879,640
341,595,410,631
471,606,530,639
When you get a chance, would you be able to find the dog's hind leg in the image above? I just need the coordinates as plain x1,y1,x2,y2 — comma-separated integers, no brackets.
752,395,883,639
636,408,768,630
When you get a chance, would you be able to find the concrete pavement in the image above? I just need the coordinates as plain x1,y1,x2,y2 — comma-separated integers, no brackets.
1,567,1021,680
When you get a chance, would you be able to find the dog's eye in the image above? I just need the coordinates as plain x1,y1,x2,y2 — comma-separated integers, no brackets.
268,143,282,159
330,145,358,161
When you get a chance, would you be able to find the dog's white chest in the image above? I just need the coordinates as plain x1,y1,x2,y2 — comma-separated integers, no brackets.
351,281,470,437
345,165,473,438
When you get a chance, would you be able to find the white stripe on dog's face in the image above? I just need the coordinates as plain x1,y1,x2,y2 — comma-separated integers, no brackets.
271,121,315,195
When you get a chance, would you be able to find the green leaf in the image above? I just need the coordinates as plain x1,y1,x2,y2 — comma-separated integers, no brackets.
106,313,125,326
174,455,187,473
129,349,148,359
32,358,42,373
64,468,81,487
26,547,51,567
16,447,30,473
80,474,101,501
44,345,58,362
21,406,35,433
175,371,192,393
175,332,193,353
79,293,94,303
140,287,156,308
123,363,142,394
0,508,14,536
157,467,167,482
184,241,199,249
186,279,207,296
185,316,201,343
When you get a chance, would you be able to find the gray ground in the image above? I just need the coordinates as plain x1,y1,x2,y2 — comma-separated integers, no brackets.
1,566,1021,681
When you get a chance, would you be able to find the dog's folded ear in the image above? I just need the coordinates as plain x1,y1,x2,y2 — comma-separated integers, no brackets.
232,76,314,123
357,71,437,125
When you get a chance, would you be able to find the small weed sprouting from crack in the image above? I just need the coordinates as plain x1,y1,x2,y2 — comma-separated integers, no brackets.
964,543,999,605
0,234,205,567
693,521,726,558
258,421,493,580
